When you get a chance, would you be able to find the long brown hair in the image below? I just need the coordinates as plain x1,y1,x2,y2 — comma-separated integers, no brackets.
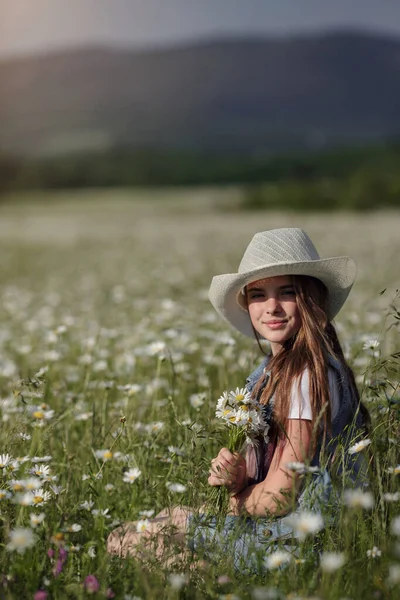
248,275,368,450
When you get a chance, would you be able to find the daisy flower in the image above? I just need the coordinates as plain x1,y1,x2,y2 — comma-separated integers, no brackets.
343,489,374,510
348,439,371,455
284,511,324,541
367,546,381,558
30,464,51,479
166,482,187,493
362,339,380,351
229,387,253,405
32,488,52,505
31,456,52,463
189,393,206,409
136,519,150,533
0,453,12,468
95,449,113,461
168,574,187,590
320,552,346,572
139,509,155,518
387,465,400,475
391,516,400,536
30,513,46,528
383,492,400,502
66,523,82,532
24,477,43,490
122,468,142,483
264,550,292,570
7,528,36,554
168,446,185,456
13,492,34,506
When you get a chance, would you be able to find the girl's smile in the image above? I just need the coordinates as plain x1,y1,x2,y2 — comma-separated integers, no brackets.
246,275,302,354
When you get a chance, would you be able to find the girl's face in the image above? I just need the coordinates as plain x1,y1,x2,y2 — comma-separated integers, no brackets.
246,275,302,355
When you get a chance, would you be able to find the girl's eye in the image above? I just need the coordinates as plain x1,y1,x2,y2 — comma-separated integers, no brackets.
248,292,263,299
281,289,296,297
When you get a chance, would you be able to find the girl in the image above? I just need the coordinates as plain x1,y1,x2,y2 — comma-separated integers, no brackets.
107,227,369,569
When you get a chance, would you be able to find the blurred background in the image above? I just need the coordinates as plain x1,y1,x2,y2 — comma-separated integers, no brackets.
0,0,400,209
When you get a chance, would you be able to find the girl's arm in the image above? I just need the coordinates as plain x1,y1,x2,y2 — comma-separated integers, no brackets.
229,419,313,517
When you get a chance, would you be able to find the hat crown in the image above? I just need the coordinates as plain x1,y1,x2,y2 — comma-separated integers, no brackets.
238,228,320,273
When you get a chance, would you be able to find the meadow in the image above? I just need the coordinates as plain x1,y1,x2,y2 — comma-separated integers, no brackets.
0,189,399,600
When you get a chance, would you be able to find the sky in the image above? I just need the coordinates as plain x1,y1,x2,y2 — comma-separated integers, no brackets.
1,0,400,58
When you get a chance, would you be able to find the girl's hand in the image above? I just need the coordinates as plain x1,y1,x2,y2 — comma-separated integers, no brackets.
208,447,247,494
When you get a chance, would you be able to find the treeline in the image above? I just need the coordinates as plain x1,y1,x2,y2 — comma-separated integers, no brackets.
1,142,400,209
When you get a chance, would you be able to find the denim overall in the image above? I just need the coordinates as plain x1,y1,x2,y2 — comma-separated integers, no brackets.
187,355,366,572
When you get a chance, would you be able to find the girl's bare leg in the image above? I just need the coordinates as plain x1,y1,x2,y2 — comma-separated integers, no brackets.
106,506,193,559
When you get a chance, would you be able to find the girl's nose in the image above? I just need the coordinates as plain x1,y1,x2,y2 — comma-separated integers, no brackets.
265,297,280,314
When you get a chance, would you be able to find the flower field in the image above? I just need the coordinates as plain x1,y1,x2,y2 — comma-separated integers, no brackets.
0,190,399,599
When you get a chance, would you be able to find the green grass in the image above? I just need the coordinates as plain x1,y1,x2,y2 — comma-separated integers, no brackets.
0,191,399,599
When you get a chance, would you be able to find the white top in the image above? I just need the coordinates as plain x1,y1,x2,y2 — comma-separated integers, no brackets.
288,368,340,421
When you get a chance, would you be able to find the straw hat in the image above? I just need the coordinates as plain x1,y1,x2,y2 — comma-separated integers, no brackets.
208,228,356,338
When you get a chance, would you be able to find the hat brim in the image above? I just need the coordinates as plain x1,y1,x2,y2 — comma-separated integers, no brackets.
208,257,356,338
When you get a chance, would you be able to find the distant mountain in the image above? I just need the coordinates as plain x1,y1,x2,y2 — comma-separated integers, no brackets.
1,31,400,156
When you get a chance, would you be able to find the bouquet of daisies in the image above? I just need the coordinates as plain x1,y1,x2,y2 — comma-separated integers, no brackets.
208,387,269,515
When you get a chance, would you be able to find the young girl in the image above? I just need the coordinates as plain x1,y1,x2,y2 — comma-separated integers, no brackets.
107,227,369,569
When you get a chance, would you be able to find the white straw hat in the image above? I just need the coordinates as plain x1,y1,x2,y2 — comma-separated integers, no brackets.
208,228,356,338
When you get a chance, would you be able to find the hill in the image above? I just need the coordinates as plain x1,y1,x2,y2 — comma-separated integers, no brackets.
1,31,400,156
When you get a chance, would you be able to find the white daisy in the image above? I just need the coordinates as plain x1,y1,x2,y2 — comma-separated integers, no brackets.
388,564,400,585
390,516,400,536
383,492,400,502
6,528,36,554
0,453,12,468
264,550,292,570
366,546,381,558
13,492,34,506
30,513,46,528
24,477,43,490
348,439,372,455
189,393,206,409
166,482,187,493
284,511,324,540
66,523,82,532
229,387,253,405
139,509,155,518
320,552,346,572
32,488,52,505
387,465,400,475
168,573,187,590
123,468,142,483
136,519,150,533
168,446,185,456
343,489,374,510
95,449,113,461
362,339,380,351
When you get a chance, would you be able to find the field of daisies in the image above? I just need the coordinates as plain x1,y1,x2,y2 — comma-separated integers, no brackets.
0,189,399,600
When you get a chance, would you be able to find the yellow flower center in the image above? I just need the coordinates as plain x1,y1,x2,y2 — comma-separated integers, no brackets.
33,411,44,419
103,451,113,460
33,495,44,504
235,394,245,402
